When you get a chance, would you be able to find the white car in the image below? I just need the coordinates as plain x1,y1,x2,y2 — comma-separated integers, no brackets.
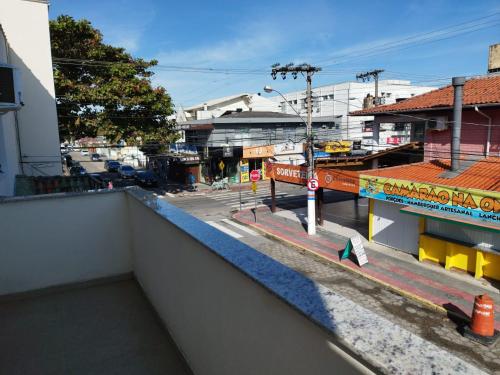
80,149,89,156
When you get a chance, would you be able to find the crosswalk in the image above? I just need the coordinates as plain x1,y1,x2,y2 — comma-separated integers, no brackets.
205,219,259,239
208,188,306,209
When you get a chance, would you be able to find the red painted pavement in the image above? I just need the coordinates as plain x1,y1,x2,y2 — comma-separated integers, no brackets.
234,209,500,330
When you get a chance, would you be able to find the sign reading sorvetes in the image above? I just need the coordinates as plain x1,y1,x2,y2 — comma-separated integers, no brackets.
265,162,359,194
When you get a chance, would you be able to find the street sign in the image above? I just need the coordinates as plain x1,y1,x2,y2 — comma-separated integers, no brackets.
250,169,260,182
307,178,319,191
341,235,368,266
218,160,225,171
251,181,257,192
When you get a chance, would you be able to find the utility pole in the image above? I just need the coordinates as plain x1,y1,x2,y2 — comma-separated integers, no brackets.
356,69,384,106
270,63,321,235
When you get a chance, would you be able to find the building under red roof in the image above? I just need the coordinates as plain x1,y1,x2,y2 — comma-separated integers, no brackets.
352,74,500,115
361,157,500,192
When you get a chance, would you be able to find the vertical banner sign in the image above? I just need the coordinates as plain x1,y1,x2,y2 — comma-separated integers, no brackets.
240,159,249,183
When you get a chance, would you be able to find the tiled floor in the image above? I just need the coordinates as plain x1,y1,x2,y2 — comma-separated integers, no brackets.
0,279,192,375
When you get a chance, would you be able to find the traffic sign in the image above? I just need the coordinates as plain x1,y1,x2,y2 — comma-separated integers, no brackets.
307,178,319,191
250,169,260,182
251,181,257,192
218,160,225,171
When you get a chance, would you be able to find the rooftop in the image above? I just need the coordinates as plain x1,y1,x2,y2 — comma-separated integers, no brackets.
351,74,500,115
360,157,500,192
220,110,297,118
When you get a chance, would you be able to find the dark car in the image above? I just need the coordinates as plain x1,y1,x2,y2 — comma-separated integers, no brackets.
134,170,159,187
104,160,121,172
117,165,136,179
90,153,101,161
70,165,87,176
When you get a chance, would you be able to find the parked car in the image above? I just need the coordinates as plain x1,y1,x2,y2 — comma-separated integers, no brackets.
104,160,121,172
90,153,101,161
134,170,159,187
118,165,136,179
80,149,89,156
70,165,87,176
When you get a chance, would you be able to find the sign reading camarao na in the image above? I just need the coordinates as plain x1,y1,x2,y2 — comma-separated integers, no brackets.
359,175,500,224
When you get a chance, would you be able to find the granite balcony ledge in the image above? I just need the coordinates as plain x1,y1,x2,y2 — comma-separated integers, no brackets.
127,187,487,375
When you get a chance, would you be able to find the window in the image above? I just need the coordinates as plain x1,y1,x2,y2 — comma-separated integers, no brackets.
328,94,334,99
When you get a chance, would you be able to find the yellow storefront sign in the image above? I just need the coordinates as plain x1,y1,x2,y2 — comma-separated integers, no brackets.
359,175,500,223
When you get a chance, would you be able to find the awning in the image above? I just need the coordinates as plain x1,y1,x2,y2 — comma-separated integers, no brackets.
400,206,500,233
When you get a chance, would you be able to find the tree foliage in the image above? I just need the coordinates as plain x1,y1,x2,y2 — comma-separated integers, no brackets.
50,15,177,144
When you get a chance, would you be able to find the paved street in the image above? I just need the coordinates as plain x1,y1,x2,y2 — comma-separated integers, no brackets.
67,151,106,173
165,183,500,373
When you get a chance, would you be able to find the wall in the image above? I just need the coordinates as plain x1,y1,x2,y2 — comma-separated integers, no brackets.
127,195,374,375
0,25,20,196
425,108,500,160
0,191,132,295
0,0,62,180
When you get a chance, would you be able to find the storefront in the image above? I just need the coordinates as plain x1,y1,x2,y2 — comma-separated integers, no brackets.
241,145,274,182
359,159,500,281
148,154,201,184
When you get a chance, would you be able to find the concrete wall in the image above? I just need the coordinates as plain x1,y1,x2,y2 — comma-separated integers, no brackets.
0,191,132,295
0,0,62,187
127,195,373,375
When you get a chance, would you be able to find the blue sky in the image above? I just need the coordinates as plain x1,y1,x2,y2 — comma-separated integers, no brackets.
49,0,500,108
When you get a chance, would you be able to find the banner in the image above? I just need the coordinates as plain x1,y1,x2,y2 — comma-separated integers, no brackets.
359,175,500,224
265,162,359,193
240,159,249,183
243,145,274,159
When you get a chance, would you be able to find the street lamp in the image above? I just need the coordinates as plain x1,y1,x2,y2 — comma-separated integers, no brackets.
264,84,316,235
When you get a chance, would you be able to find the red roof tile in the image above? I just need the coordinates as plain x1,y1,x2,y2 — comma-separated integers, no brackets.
351,75,500,115
361,157,500,192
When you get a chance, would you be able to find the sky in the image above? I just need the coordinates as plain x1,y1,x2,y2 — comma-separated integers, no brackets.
48,0,500,109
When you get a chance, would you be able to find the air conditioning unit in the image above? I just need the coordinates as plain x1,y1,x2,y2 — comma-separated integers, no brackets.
427,116,448,131
0,64,22,112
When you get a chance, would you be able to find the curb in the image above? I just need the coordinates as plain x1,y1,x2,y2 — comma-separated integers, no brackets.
233,211,453,318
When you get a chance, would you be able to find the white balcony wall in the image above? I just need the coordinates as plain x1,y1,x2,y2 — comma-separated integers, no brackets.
0,191,133,295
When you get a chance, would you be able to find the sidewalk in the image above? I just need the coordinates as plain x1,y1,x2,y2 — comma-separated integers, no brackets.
233,206,500,330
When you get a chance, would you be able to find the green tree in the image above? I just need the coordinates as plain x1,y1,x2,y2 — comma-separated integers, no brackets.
50,15,177,144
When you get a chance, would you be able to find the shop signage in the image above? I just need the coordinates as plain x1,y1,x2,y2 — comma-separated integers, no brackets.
274,142,304,155
341,236,368,266
223,146,233,157
265,162,359,194
359,175,500,224
176,155,200,163
250,170,260,182
243,145,274,159
240,159,249,183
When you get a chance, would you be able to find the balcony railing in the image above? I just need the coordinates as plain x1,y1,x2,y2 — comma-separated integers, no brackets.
0,188,486,375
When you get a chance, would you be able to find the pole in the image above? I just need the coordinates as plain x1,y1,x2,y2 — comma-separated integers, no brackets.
451,77,465,171
239,174,242,211
346,85,350,140
271,178,276,213
306,72,316,235
374,74,379,104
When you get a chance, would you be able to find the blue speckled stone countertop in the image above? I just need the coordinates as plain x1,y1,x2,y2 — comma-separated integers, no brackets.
127,188,486,375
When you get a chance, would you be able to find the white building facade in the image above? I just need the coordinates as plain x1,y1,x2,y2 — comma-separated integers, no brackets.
183,93,281,120
268,80,436,150
0,0,62,196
